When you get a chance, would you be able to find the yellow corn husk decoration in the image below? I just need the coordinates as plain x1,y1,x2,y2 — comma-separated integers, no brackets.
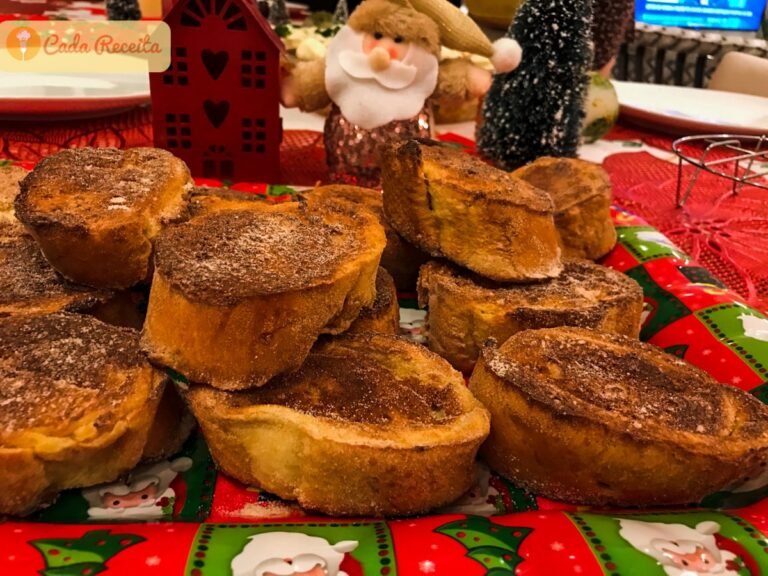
407,0,495,57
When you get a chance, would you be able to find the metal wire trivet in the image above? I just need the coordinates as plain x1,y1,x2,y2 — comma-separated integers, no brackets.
673,134,768,207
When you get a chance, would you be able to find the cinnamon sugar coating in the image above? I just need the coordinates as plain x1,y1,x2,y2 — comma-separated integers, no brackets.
16,147,190,228
0,313,147,436
217,334,463,426
484,327,768,438
0,234,110,313
154,205,371,305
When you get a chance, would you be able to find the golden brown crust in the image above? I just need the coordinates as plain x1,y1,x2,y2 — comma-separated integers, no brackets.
513,157,617,260
382,140,562,282
143,204,386,389
15,147,192,289
305,184,429,292
469,327,768,506
0,164,26,220
155,205,374,304
182,333,489,516
380,228,429,293
188,186,295,218
0,233,112,316
418,259,643,372
0,313,165,515
304,184,383,215
0,164,28,238
348,267,400,335
141,385,195,462
0,218,25,241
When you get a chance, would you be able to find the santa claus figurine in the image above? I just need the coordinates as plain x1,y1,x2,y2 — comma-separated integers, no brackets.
281,0,521,186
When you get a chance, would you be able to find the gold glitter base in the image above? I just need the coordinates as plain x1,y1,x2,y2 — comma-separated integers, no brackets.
324,104,434,188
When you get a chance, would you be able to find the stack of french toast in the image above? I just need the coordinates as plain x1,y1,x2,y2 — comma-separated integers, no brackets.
2,140,768,519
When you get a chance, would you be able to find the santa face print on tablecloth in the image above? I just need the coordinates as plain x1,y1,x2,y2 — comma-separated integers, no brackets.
437,463,502,517
231,532,357,576
619,520,738,575
435,462,539,516
186,522,392,576
29,432,216,523
398,307,427,345
83,457,193,521
739,314,768,343
569,512,768,576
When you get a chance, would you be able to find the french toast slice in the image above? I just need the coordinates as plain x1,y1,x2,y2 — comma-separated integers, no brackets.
188,186,296,217
142,203,386,390
348,267,400,335
0,313,165,515
141,385,196,461
76,293,195,462
305,184,428,292
303,184,381,212
14,147,192,289
0,164,28,239
469,327,768,506
0,232,112,316
381,140,562,282
182,333,490,516
418,259,643,372
0,163,26,226
513,157,617,260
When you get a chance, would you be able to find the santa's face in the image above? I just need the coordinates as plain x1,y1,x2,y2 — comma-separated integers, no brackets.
101,484,158,509
362,32,409,63
259,554,327,576
325,25,439,130
660,544,719,573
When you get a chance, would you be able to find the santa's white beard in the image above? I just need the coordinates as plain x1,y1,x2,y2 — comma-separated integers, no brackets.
325,26,439,130
87,496,165,519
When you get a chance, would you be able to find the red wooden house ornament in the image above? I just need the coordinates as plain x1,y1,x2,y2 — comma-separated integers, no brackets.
150,0,283,183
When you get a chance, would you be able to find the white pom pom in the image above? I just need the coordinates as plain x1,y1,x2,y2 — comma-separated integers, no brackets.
694,521,721,535
491,37,522,73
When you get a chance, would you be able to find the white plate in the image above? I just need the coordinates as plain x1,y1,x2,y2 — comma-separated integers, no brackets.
613,81,768,137
0,72,150,118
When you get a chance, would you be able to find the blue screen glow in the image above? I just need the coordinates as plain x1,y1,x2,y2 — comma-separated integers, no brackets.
636,0,767,31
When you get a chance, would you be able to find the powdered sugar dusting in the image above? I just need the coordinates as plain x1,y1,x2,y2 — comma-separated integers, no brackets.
215,334,463,425
0,234,108,309
0,164,26,210
358,267,395,318
484,349,513,381
15,147,189,227
425,259,640,310
514,157,612,212
0,313,147,435
482,327,768,437
155,207,368,305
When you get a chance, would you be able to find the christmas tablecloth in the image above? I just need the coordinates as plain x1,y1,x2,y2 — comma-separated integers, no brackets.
2,202,768,576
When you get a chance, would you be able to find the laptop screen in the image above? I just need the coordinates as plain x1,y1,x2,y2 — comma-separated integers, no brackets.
635,0,767,31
